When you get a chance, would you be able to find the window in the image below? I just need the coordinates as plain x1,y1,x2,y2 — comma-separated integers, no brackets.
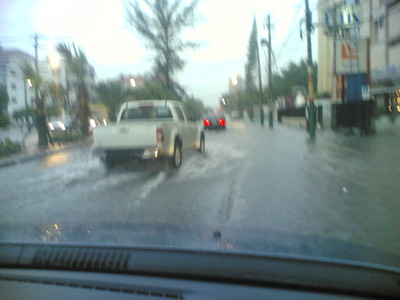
175,106,185,121
11,83,16,90
121,107,172,120
12,97,17,103
10,69,16,76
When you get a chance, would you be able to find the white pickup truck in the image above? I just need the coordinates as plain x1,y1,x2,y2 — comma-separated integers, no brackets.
91,100,205,168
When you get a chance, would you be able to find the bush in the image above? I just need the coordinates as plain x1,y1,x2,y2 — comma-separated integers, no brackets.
0,114,10,128
315,91,331,98
50,131,83,143
0,138,22,156
12,107,35,123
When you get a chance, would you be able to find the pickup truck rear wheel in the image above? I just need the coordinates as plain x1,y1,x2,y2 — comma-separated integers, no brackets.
104,154,116,169
171,142,182,168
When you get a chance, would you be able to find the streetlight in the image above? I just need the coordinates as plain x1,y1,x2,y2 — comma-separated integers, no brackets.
230,74,242,118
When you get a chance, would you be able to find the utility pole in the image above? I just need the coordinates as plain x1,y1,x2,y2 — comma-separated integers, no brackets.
332,5,338,102
33,33,50,147
266,15,273,128
305,0,315,138
255,18,265,126
34,33,39,102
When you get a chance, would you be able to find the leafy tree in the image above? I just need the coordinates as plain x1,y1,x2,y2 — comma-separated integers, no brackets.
95,81,126,121
183,97,204,119
127,0,200,90
245,17,258,91
12,107,35,123
0,114,10,128
21,62,50,147
270,59,317,99
57,43,91,136
0,84,9,116
126,80,182,101
46,81,66,115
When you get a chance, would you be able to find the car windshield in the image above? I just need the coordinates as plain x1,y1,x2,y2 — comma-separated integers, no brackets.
1,0,400,273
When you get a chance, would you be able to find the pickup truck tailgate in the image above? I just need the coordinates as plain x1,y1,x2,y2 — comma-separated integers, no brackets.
93,122,157,149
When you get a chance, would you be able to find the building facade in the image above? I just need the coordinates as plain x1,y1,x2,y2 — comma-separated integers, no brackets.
0,48,35,116
317,0,400,99
0,46,97,120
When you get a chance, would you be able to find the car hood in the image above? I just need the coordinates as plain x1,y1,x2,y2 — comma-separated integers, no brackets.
1,222,399,268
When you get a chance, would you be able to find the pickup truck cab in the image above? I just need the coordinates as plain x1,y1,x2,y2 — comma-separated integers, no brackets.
92,100,205,168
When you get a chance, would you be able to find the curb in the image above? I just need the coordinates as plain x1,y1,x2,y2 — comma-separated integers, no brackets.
0,143,88,169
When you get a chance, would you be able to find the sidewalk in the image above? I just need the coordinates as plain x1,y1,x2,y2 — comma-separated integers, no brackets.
0,125,39,154
0,125,86,168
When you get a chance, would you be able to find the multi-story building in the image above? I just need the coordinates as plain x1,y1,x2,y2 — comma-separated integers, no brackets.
317,0,400,103
43,56,97,115
361,0,400,89
0,46,97,119
0,47,35,115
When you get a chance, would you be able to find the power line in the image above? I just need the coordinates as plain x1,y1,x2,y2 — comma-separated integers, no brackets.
275,2,304,57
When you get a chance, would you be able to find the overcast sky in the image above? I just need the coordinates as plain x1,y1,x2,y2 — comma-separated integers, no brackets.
0,0,318,107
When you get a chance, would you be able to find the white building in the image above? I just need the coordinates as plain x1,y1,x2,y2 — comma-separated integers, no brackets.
41,54,97,115
0,47,35,116
0,46,97,119
318,0,400,98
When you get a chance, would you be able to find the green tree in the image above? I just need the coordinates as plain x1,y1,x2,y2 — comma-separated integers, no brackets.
57,43,91,136
126,80,182,101
127,0,200,90
95,81,125,121
183,97,204,119
12,107,35,123
0,84,9,116
21,63,50,147
245,17,258,91
271,59,317,99
46,81,66,115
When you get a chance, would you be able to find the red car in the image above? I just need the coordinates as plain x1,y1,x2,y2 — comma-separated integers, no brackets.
203,115,226,130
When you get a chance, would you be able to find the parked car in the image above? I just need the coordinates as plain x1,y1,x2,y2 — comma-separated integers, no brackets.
48,116,77,132
92,100,205,168
203,114,226,130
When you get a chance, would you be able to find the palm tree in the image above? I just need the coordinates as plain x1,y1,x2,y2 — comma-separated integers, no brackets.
95,81,125,122
56,43,91,136
21,62,50,147
46,81,68,115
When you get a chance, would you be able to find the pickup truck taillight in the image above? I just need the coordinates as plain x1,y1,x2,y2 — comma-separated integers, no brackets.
157,128,164,143
203,119,210,127
219,118,226,126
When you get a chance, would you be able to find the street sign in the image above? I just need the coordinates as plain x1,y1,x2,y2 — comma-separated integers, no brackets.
335,39,367,74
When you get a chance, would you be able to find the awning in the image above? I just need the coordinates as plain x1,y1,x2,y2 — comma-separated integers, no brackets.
370,85,400,95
